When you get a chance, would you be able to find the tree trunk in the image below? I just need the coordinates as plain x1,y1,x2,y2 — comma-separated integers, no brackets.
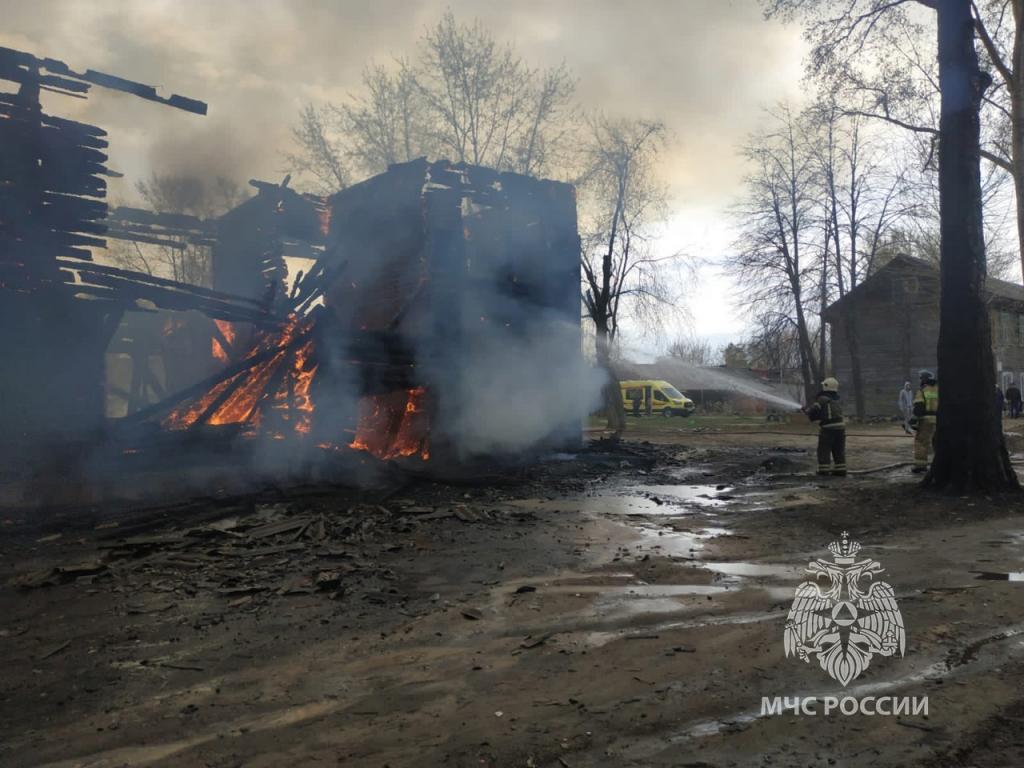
842,299,866,419
818,313,828,376
1013,150,1024,280
791,288,820,402
926,0,1018,492
1013,4,1024,279
819,242,828,376
595,324,625,436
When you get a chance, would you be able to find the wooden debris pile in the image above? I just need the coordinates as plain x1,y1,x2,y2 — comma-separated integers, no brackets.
8,497,535,612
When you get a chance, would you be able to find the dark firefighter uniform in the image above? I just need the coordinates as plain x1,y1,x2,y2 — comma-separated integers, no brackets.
912,370,939,472
806,377,846,476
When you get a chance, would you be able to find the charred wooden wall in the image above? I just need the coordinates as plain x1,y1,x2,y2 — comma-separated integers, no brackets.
320,159,582,458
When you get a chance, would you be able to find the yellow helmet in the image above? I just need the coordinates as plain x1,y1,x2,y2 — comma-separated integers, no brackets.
822,377,840,392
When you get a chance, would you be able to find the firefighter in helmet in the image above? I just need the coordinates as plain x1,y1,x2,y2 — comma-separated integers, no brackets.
911,369,939,473
805,377,846,477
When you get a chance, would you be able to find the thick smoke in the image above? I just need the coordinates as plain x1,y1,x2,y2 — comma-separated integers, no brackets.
446,312,603,458
1,0,803,208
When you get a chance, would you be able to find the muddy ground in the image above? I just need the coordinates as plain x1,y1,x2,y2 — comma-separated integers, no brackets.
3,419,1024,767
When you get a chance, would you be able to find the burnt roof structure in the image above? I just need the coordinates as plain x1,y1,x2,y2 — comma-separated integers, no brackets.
0,46,206,289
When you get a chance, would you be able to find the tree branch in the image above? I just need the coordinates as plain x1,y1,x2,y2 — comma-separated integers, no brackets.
973,1,1014,85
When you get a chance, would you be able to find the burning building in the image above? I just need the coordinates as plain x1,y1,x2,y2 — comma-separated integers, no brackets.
145,159,588,464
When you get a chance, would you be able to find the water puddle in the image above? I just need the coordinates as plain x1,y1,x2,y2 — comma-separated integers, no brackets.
586,609,783,647
973,570,1024,581
728,485,821,511
699,561,803,579
632,484,735,508
537,578,736,640
509,495,677,517
631,525,710,558
545,583,729,598
760,585,800,601
508,484,745,519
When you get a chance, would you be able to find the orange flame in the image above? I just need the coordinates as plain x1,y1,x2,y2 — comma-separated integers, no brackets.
165,316,311,433
163,314,429,461
211,319,236,363
163,316,185,337
349,387,430,461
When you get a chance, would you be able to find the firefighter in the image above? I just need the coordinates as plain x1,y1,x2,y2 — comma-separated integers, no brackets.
911,369,939,473
805,377,846,477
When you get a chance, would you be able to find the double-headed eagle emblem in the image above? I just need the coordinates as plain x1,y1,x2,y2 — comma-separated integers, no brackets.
784,532,905,686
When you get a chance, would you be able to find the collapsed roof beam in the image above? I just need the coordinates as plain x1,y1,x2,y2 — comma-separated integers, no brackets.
0,46,207,115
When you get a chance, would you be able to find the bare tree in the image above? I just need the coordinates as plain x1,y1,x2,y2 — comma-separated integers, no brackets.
729,104,822,401
289,11,576,190
808,104,915,415
897,129,1018,276
667,336,719,366
414,12,575,175
746,313,806,381
579,116,675,433
340,62,432,174
764,0,1024,279
287,104,350,195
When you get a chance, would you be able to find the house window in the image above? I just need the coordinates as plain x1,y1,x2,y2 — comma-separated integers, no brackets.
1018,314,1024,345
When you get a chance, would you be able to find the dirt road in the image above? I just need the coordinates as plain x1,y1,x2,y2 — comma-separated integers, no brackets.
3,423,1024,767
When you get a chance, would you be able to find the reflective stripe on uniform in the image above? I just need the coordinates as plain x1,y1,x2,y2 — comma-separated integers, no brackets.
914,385,939,416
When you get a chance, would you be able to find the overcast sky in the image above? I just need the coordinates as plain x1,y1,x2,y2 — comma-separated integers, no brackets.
1,0,806,356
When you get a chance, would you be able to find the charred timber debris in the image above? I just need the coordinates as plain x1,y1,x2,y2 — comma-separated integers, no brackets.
1,46,583,483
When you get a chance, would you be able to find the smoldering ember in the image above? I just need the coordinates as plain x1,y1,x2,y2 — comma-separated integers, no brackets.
9,3,1024,767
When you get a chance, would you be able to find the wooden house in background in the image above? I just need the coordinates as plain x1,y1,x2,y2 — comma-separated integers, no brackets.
823,254,1024,416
